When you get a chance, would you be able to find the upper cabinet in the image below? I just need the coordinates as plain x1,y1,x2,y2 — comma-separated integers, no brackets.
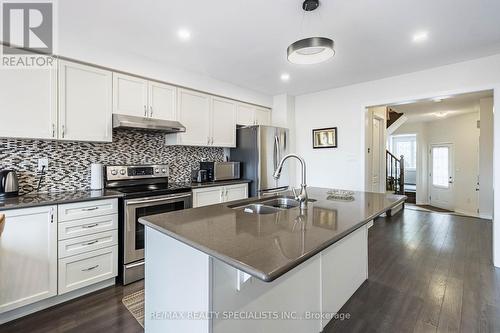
211,97,237,147
166,89,237,147
112,73,176,121
112,73,148,117
59,61,113,142
0,48,57,140
236,103,271,126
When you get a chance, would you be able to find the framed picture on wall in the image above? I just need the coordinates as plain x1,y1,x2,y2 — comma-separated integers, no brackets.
312,127,338,149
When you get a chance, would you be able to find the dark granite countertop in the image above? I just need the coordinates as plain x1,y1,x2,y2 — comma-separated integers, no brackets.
140,187,406,282
0,190,124,211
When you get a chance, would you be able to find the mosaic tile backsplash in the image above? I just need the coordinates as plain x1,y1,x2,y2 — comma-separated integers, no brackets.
0,129,224,194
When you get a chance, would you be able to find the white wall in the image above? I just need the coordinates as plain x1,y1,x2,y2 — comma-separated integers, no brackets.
294,53,500,267
480,97,494,219
393,122,429,204
58,43,272,107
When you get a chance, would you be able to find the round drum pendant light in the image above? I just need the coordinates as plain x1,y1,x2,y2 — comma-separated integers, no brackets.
287,0,335,65
287,37,335,65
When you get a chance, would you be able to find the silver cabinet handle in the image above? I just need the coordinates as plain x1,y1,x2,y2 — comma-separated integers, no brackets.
150,105,153,117
61,125,65,138
144,105,147,117
83,223,98,229
81,264,99,272
207,136,210,145
84,240,98,246
52,123,56,138
211,137,214,145
82,207,99,211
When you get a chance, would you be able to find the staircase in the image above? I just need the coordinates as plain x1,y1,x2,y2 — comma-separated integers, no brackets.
386,108,408,135
386,150,405,195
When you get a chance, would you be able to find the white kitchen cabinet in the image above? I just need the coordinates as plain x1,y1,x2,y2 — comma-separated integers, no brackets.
0,206,57,313
236,103,256,126
211,97,236,147
225,183,249,202
167,88,211,146
0,48,57,140
113,73,177,121
236,103,271,126
192,183,248,208
166,90,238,147
254,107,271,126
112,73,149,117
148,81,176,121
59,61,113,142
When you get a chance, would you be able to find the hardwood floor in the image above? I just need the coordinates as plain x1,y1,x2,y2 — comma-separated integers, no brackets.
1,209,498,333
326,209,500,332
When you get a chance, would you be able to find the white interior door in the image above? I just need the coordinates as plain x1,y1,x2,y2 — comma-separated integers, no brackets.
430,144,454,210
371,118,383,192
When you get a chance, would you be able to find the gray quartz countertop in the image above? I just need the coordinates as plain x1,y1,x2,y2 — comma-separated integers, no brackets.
0,179,251,211
0,190,123,211
140,187,406,282
189,179,251,189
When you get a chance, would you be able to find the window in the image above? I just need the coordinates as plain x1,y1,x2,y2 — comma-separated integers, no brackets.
432,146,449,188
390,135,417,169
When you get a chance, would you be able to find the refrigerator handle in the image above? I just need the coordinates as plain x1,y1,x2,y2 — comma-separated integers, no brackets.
274,136,280,170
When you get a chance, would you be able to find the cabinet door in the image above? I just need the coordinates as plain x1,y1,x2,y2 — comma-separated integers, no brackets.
236,103,256,126
0,206,57,313
177,89,211,146
148,81,176,120
224,184,249,203
112,73,148,117
192,186,224,208
0,51,57,140
254,107,271,126
211,97,236,147
59,61,112,142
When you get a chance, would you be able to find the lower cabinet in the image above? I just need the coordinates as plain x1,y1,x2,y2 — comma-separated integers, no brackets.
57,199,118,295
58,246,118,294
0,206,57,314
192,183,249,208
0,199,119,317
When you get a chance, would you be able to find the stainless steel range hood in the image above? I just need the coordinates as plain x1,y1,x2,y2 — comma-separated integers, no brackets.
112,114,186,133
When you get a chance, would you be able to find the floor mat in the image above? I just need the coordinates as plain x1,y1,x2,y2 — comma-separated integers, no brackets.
122,289,144,328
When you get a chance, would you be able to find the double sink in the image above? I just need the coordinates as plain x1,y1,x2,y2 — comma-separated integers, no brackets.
229,196,301,215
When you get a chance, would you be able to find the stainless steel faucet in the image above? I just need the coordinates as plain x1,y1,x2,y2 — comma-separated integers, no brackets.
273,154,308,210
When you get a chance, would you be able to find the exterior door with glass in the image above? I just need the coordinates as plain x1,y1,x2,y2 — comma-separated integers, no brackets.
430,144,454,210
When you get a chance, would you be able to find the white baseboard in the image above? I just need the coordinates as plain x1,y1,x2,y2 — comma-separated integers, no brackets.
0,278,115,325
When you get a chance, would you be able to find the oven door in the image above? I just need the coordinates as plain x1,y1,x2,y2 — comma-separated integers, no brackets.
124,192,192,265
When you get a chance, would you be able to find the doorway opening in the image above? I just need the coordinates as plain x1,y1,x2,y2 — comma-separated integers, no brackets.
365,90,494,218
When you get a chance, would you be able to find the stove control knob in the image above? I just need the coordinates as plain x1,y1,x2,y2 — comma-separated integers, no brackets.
155,168,160,173
111,169,118,176
161,168,167,173
120,169,126,175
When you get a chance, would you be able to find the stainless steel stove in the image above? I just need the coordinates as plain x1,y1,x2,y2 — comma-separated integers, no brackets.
105,164,192,284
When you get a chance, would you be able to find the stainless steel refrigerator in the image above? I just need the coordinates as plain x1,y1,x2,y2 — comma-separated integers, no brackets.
230,125,289,197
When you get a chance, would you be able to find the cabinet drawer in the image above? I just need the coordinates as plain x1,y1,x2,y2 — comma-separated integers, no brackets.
58,230,118,258
58,246,118,294
58,214,118,240
58,199,118,222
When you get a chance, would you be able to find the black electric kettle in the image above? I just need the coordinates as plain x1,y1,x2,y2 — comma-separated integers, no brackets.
0,169,19,198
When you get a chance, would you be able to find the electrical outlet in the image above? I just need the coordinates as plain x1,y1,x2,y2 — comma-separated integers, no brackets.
38,158,49,172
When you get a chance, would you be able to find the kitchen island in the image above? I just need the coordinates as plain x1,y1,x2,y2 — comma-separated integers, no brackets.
140,187,405,333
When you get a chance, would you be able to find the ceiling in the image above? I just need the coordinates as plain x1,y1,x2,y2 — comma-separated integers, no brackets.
391,90,493,123
58,0,500,96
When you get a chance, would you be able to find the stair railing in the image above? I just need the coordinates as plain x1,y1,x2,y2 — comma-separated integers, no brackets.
386,150,405,195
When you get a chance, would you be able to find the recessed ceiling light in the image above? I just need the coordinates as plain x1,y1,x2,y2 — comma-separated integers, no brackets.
280,73,290,81
177,28,191,41
412,31,429,43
